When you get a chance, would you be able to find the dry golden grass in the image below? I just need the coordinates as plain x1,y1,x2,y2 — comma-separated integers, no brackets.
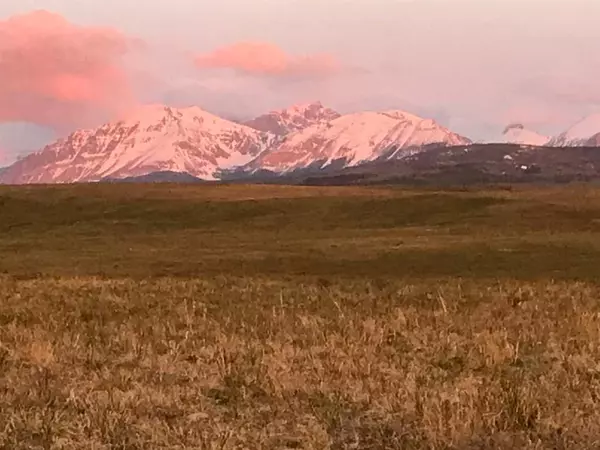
2,184,600,448
1,277,600,449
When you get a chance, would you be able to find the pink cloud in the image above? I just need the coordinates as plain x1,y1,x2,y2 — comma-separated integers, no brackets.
0,10,137,131
194,41,341,79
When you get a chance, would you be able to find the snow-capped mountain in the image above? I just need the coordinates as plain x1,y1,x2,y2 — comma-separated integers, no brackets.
0,105,273,184
243,110,471,173
0,104,473,184
548,114,600,147
243,102,341,135
497,123,549,146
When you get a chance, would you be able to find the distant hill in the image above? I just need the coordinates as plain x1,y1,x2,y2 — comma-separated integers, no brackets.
97,143,600,187
225,143,600,186
101,170,206,184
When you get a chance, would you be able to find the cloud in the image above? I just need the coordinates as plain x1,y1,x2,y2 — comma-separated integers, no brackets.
0,10,138,131
194,41,341,79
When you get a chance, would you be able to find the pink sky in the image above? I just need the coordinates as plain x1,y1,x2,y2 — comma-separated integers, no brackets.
1,0,600,163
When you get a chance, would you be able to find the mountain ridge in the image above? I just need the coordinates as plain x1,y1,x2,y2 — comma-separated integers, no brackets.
0,105,274,184
3,104,600,185
547,114,600,147
242,109,472,174
0,103,472,184
243,101,341,135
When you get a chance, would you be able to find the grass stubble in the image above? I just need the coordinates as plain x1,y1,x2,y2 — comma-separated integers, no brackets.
1,184,600,449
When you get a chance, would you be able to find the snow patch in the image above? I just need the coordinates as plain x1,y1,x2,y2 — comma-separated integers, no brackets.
549,113,600,146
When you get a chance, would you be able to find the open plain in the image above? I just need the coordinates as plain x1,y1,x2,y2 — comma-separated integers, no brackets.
1,184,600,449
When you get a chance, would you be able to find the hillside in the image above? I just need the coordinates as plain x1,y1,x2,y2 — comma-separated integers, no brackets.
244,110,471,173
0,105,273,184
0,105,471,184
4,103,600,187
548,113,600,146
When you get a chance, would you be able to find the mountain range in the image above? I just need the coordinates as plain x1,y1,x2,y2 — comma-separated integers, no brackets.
2,102,600,185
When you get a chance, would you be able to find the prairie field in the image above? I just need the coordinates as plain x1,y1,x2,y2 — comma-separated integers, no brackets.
1,183,600,449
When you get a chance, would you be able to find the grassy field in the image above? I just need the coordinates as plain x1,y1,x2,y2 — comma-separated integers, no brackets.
1,183,600,449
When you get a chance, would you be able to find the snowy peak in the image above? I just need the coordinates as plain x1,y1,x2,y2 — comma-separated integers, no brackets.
561,113,600,141
115,104,244,134
0,104,272,184
245,109,471,173
0,104,474,185
244,101,341,135
498,123,549,146
548,114,600,147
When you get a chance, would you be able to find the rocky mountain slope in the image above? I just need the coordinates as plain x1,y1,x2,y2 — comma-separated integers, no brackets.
242,110,472,174
7,102,600,186
0,105,272,184
548,114,600,147
243,102,340,135
0,104,472,184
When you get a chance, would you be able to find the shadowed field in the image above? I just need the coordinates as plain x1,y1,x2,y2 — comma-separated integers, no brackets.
1,183,600,448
